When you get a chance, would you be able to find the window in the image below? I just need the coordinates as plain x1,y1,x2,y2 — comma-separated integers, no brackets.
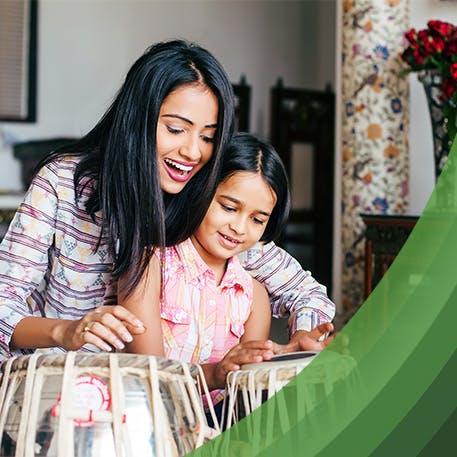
0,0,37,122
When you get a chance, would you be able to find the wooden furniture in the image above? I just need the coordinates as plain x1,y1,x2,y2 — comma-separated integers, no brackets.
0,193,26,241
232,76,251,132
362,213,419,298
270,79,335,292
13,137,78,189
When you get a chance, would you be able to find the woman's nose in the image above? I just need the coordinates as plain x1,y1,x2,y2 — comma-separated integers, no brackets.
179,135,200,162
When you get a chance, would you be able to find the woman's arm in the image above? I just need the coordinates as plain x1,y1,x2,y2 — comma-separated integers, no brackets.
119,254,165,357
0,162,61,355
239,241,336,336
0,160,145,356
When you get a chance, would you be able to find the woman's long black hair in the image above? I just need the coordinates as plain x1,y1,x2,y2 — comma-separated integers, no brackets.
38,40,235,294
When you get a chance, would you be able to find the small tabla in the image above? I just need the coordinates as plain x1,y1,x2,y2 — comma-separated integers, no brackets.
222,351,319,429
0,351,218,457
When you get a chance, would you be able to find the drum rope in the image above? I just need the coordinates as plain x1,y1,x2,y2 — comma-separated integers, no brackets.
57,350,76,457
16,351,40,457
24,365,46,455
0,356,15,442
109,354,132,457
149,355,172,457
195,364,221,436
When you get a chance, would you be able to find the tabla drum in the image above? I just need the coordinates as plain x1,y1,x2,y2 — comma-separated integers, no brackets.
222,350,356,431
0,352,218,457
222,351,318,429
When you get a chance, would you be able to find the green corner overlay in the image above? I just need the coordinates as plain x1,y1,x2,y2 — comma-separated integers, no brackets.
188,136,457,457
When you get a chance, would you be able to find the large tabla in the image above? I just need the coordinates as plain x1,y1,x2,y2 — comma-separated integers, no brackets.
0,352,218,457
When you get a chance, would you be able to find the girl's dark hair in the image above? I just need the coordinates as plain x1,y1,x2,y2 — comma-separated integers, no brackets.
39,40,235,294
218,132,290,243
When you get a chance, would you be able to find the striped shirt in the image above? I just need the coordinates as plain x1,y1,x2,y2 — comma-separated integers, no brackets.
0,156,335,359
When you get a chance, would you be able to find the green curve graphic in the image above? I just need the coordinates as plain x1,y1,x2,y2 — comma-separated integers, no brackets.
189,137,457,457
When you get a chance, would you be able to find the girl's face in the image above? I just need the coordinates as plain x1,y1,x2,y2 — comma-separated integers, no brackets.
191,171,277,270
156,83,219,194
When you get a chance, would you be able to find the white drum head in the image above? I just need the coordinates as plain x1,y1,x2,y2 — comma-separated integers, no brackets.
241,351,319,370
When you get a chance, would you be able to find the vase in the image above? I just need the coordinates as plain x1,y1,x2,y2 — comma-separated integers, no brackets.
417,69,453,180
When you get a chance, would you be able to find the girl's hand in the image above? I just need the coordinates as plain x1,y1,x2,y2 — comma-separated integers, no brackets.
55,305,146,352
209,340,274,389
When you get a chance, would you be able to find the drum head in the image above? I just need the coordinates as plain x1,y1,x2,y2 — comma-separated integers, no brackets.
241,350,319,370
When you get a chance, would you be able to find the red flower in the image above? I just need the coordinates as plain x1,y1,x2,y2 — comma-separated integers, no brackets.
413,49,425,66
404,28,418,44
444,38,457,57
442,77,456,100
450,63,457,81
428,20,455,39
424,34,445,54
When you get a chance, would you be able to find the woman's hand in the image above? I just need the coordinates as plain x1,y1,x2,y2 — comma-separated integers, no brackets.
204,340,274,390
54,305,146,352
271,322,335,355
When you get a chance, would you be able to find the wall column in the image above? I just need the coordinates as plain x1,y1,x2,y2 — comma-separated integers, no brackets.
340,0,410,313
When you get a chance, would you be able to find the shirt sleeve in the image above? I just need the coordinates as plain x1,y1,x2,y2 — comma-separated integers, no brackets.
238,241,336,335
0,162,59,356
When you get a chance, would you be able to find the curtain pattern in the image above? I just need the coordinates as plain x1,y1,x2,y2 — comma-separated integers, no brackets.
341,0,410,311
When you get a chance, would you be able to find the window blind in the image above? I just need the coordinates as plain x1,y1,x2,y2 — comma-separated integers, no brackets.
0,0,33,121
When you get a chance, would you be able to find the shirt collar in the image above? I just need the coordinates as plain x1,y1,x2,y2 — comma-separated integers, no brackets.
176,238,250,293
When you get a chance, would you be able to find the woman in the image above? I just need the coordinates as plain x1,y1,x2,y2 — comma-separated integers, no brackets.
0,40,334,360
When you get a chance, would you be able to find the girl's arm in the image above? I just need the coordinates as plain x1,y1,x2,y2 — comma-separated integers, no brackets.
241,278,271,342
119,254,165,357
202,278,273,390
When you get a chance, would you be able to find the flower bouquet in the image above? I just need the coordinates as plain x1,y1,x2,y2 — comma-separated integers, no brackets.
401,20,457,143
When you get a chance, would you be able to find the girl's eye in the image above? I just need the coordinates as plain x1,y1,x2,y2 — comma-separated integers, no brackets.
166,125,183,134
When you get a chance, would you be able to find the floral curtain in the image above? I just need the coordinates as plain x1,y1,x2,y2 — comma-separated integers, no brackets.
341,0,410,312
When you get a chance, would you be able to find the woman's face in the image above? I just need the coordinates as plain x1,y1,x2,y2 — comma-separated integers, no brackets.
156,83,219,194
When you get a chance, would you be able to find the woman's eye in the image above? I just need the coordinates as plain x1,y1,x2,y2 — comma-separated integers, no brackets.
221,204,235,212
166,126,183,134
253,217,266,225
201,135,215,144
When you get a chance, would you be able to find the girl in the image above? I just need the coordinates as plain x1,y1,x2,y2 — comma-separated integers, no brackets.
121,133,294,393
0,40,334,360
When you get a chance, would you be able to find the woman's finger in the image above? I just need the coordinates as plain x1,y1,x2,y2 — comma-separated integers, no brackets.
111,305,145,329
99,312,134,343
82,326,115,352
87,321,126,350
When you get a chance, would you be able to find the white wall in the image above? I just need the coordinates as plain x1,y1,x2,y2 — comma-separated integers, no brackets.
0,0,335,191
